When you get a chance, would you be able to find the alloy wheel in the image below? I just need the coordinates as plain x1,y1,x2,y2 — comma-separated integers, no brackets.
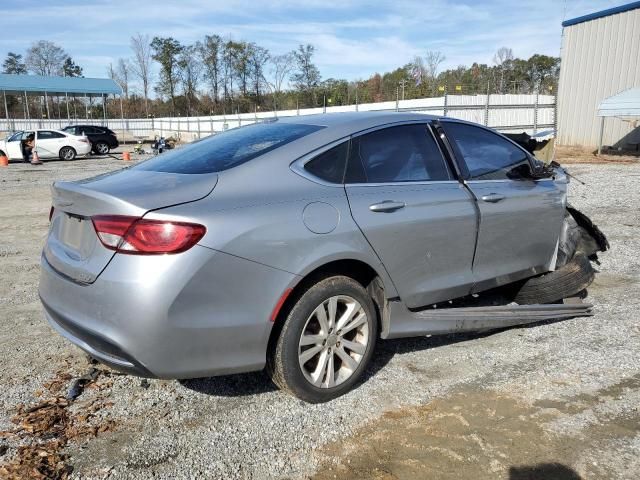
298,295,369,389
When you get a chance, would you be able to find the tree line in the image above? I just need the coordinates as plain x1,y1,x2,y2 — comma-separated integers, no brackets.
2,37,559,120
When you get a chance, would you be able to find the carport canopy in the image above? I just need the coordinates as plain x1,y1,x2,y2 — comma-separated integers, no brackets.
0,73,122,96
1,73,123,124
597,87,640,154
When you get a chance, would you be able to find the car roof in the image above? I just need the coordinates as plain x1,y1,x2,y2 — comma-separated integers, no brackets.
275,111,441,135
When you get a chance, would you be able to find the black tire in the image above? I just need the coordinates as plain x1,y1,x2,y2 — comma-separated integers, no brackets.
514,253,595,305
94,142,110,155
267,275,378,403
59,146,76,161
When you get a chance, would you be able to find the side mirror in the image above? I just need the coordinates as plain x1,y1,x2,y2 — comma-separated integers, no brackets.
506,163,534,180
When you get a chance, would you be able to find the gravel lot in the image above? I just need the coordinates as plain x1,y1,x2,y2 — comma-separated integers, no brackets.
0,151,639,479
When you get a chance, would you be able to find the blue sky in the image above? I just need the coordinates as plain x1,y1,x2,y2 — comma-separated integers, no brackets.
0,0,624,87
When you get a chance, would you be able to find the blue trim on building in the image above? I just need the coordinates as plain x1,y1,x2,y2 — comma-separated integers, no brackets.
0,74,122,96
562,1,640,27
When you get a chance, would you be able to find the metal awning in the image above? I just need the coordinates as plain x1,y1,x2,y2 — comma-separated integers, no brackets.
596,87,640,154
598,87,640,117
0,73,122,96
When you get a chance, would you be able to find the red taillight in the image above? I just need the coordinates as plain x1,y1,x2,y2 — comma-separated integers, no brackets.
91,215,206,255
49,206,55,222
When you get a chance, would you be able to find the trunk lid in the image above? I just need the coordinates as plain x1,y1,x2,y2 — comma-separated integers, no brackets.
44,169,217,284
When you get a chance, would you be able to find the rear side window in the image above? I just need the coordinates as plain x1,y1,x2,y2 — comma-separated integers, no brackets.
345,124,451,183
135,122,324,174
304,142,348,183
443,122,531,180
37,130,65,139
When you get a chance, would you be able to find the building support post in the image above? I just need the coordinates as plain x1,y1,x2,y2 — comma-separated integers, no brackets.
597,116,605,155
3,89,9,121
119,95,125,144
65,93,70,121
102,94,107,126
24,91,30,129
44,91,50,120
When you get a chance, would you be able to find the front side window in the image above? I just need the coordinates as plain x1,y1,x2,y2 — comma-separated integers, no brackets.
443,122,531,181
303,142,349,184
345,124,451,183
8,131,24,142
135,122,324,174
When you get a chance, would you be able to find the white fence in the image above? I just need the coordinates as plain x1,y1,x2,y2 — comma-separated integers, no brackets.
1,94,555,141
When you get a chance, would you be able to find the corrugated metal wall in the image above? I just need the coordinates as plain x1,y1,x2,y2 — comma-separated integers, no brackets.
557,8,640,147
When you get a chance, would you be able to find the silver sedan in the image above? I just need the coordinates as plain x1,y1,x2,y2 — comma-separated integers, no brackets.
39,112,607,402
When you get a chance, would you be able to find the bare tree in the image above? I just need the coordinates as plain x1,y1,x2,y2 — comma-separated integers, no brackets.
264,53,293,110
26,40,67,76
117,58,130,100
130,33,152,115
493,47,514,94
424,50,445,84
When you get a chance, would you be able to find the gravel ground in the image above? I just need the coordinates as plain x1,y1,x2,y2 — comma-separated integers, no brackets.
0,152,639,479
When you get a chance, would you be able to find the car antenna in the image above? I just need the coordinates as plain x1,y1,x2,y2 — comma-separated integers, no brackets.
551,160,587,185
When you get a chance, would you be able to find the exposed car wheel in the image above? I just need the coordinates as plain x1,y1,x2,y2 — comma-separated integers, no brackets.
268,276,378,403
515,253,595,305
94,142,110,155
59,147,76,161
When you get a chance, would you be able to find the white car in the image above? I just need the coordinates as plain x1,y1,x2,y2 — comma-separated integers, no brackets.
0,129,92,162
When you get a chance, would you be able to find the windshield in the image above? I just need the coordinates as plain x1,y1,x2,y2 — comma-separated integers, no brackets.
134,122,324,174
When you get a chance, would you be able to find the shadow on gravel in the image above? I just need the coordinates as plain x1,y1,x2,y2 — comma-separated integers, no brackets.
509,463,583,480
179,371,278,397
179,317,580,399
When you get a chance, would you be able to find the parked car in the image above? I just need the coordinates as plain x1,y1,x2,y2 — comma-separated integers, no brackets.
0,129,92,161
39,112,608,402
62,125,119,154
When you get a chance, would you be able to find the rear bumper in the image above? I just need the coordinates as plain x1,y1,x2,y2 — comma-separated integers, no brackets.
39,245,298,378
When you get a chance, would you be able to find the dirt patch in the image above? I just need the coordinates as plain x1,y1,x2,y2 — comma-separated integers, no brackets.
312,382,640,480
556,145,639,165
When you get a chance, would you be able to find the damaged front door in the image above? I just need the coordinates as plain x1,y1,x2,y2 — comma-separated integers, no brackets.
441,121,566,292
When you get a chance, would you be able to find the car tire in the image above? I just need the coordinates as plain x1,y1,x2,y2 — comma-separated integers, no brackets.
267,275,378,403
514,253,595,305
59,147,76,161
94,142,110,155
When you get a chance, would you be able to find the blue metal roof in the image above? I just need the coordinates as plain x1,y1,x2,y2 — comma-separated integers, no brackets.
562,1,640,27
0,73,122,96
598,87,640,117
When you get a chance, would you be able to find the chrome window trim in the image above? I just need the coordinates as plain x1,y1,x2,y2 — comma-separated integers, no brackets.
291,120,456,187
345,180,460,188
289,136,351,187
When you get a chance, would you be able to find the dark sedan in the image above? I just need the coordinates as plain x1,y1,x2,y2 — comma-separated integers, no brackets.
62,125,119,154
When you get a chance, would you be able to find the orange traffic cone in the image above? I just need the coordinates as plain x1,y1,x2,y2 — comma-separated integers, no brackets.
31,150,43,165
122,151,131,161
0,155,8,167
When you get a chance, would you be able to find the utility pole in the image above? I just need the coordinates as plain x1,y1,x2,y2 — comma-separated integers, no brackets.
398,79,408,101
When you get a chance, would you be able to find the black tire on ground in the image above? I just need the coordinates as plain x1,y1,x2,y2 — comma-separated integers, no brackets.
514,253,595,305
59,147,76,161
267,275,378,403
93,142,110,155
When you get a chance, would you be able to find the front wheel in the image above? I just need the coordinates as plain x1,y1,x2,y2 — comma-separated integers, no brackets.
267,276,377,403
59,147,76,161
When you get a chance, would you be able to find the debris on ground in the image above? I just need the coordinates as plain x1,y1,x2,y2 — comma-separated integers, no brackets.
0,368,116,479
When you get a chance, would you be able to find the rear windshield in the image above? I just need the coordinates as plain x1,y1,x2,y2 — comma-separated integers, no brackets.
134,122,324,174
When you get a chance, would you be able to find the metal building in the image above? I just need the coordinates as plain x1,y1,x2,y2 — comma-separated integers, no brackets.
557,1,640,149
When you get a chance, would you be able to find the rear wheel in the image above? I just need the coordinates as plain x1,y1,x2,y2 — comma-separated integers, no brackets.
59,147,76,161
94,142,110,155
267,276,377,403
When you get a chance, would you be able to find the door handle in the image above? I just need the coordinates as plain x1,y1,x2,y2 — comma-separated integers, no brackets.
480,193,506,203
369,201,406,213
